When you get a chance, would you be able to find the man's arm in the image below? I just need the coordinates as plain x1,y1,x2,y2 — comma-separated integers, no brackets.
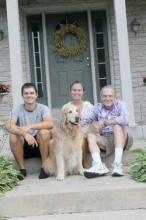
5,119,39,146
21,116,54,134
5,119,26,137
104,101,129,127
81,105,98,126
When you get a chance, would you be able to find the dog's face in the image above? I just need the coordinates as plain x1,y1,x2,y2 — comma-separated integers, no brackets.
62,104,80,125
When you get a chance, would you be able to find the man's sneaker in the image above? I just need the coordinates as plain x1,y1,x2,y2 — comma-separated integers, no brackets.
17,169,27,181
39,167,50,179
84,162,109,178
112,163,123,177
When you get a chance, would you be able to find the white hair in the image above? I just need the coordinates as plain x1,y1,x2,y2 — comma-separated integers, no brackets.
100,85,116,97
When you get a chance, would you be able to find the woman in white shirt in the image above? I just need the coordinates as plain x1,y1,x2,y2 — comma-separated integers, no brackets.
62,81,93,168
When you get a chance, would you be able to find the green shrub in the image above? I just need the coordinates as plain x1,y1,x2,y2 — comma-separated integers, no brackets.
0,156,20,193
130,148,146,182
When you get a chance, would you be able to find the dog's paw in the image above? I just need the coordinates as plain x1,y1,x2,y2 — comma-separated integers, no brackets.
56,174,65,181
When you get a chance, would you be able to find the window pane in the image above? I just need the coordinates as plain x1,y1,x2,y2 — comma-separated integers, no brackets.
97,49,105,63
96,34,104,48
32,23,39,35
95,20,103,32
36,68,41,82
99,79,107,89
33,31,38,37
34,38,39,52
35,53,40,67
99,64,106,78
37,83,43,97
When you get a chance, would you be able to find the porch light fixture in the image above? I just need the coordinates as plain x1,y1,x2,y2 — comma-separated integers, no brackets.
130,18,141,35
0,30,4,41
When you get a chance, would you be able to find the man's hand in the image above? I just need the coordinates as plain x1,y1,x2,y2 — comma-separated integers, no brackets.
92,121,104,133
24,133,38,147
20,125,32,134
103,119,117,127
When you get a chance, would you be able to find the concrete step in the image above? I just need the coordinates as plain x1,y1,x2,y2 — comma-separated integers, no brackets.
13,138,146,174
7,209,146,220
0,172,146,218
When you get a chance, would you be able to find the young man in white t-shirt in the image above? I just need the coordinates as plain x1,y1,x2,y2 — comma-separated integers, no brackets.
5,83,54,179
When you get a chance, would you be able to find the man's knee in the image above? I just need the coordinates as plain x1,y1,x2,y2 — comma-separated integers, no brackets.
9,134,23,145
87,133,96,139
113,124,123,132
38,129,52,141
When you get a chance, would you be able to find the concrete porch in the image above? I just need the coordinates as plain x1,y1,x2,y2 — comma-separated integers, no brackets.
0,139,146,219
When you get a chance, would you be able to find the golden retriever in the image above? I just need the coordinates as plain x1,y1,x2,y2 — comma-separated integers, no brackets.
43,104,84,180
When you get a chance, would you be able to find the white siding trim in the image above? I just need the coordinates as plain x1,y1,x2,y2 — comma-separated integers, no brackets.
23,14,31,81
6,0,23,107
106,7,114,86
114,0,135,125
22,2,108,15
42,13,52,108
87,10,98,103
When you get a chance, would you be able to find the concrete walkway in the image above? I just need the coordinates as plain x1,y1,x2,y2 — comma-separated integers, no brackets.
8,209,146,220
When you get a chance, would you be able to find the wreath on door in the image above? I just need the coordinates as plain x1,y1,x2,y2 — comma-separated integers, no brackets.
54,23,86,58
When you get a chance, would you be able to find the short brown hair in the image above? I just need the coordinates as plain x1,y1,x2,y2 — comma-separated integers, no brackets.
21,82,37,95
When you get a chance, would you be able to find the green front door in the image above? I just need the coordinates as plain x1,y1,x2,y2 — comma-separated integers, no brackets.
46,12,93,108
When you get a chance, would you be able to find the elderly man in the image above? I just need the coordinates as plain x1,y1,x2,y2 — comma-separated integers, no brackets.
5,83,54,179
82,85,133,178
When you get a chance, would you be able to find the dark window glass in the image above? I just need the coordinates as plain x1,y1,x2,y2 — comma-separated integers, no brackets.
97,49,105,63
35,53,40,67
96,34,104,48
37,83,43,98
98,64,106,78
95,20,103,32
36,68,41,82
99,79,107,89
34,38,39,52
32,23,39,36
33,31,38,37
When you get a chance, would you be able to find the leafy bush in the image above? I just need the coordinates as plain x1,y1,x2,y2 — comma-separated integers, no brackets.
130,148,146,182
0,156,20,193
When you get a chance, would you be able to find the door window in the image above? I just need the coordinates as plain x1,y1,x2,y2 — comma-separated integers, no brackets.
32,27,43,97
92,11,110,93
27,15,47,104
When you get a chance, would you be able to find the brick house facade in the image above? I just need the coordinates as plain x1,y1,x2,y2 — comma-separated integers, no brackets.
0,0,146,138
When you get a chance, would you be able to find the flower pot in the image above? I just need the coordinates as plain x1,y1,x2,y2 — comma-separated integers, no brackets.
0,92,8,95
0,93,9,102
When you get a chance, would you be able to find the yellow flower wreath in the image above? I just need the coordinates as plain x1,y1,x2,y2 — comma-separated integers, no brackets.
54,23,86,58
